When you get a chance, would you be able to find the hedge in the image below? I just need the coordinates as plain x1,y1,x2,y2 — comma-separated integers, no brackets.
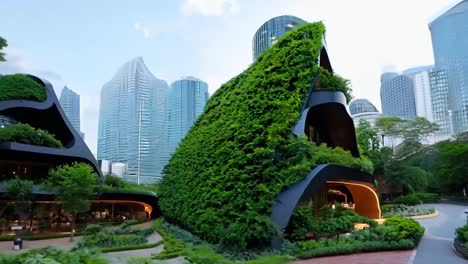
0,123,63,148
0,74,47,102
100,240,163,253
159,22,372,250
296,239,414,259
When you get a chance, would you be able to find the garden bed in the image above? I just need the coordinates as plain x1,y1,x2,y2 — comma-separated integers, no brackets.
381,204,435,218
453,238,468,259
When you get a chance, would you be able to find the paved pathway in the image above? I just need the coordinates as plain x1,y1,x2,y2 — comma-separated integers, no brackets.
413,203,467,264
293,250,414,264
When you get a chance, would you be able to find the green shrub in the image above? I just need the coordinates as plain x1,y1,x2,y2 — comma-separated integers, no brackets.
100,240,163,253
0,74,47,102
0,247,108,264
120,219,141,229
152,221,186,260
104,174,126,188
185,245,233,264
382,216,425,243
0,123,63,148
75,232,147,249
456,225,468,242
394,194,421,205
286,206,320,240
296,239,414,259
381,204,435,218
414,193,440,203
159,22,371,250
245,255,293,264
84,224,104,235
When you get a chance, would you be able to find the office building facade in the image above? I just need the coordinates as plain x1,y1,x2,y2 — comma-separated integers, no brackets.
59,86,80,133
252,15,306,60
167,77,209,155
430,0,468,134
98,57,169,183
380,73,416,119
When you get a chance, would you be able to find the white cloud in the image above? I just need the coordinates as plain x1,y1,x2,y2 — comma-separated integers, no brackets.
133,22,152,39
181,0,240,16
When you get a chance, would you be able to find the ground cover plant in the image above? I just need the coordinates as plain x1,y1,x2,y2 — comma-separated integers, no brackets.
0,247,108,264
381,204,435,218
0,74,47,102
159,22,372,250
0,123,63,148
295,216,424,259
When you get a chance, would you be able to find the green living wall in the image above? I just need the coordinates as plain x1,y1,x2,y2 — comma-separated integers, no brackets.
0,74,47,102
159,22,372,249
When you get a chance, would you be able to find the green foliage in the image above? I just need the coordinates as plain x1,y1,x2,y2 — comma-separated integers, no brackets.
382,216,424,243
414,192,440,203
152,221,186,260
76,232,147,249
0,123,63,148
119,219,141,229
295,215,423,258
296,239,414,259
435,141,468,194
83,224,104,235
0,36,7,62
381,204,435,218
394,194,422,205
185,245,233,264
104,174,125,188
0,247,108,264
44,162,98,240
456,225,468,243
286,206,320,240
0,74,47,101
287,205,377,241
159,22,368,249
245,255,293,264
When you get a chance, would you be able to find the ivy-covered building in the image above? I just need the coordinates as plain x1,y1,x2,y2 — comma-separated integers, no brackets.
0,74,158,232
159,22,380,249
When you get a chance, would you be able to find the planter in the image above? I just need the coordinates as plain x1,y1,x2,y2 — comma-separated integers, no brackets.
453,238,468,259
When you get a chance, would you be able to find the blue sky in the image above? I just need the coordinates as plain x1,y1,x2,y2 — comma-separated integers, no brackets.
0,0,460,153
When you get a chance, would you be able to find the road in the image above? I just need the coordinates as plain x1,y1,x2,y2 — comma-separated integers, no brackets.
413,203,467,264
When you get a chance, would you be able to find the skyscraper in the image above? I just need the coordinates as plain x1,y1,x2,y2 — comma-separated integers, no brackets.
430,0,468,134
349,99,379,116
380,73,416,119
98,57,169,183
252,15,306,60
167,77,209,155
59,86,80,133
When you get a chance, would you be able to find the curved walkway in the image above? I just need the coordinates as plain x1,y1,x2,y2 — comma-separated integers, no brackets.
0,236,81,254
413,203,467,264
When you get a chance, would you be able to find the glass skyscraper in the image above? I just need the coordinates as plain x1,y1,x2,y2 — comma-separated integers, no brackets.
252,15,306,61
430,0,468,134
349,99,379,116
59,86,80,133
98,57,169,183
380,73,416,119
167,77,209,155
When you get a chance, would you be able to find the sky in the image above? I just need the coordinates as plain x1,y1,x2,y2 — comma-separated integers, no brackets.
0,0,461,153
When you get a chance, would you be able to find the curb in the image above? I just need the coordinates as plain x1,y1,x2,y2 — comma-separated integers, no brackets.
453,240,468,260
409,210,439,220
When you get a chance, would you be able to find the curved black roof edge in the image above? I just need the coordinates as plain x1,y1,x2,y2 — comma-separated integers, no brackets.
270,164,374,248
293,90,360,157
0,74,102,178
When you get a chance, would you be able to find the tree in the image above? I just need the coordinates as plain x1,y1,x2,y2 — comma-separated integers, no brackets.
104,174,125,188
5,179,33,230
356,119,383,172
44,162,98,241
435,141,468,194
0,36,7,62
